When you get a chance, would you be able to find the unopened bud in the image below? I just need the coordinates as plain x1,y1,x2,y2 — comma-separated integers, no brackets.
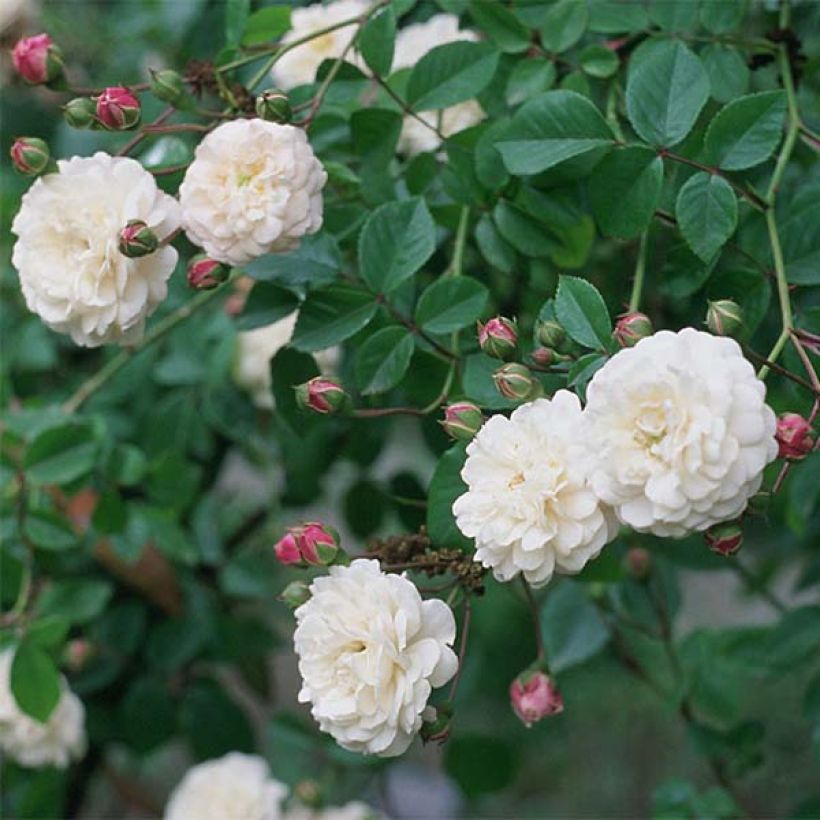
118,219,158,258
293,781,321,808
294,377,346,415
420,711,452,744
96,86,141,130
536,319,566,350
478,316,518,359
530,346,557,367
706,299,743,338
493,362,537,401
510,669,563,727
775,413,815,461
63,97,97,129
63,639,94,672
441,402,483,441
274,532,302,565
149,69,185,105
625,547,651,580
256,89,292,123
746,492,771,517
294,522,341,566
187,255,229,290
613,311,653,348
10,137,50,176
12,33,63,85
704,520,743,556
279,580,311,609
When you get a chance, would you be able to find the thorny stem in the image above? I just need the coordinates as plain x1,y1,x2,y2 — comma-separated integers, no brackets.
628,231,648,312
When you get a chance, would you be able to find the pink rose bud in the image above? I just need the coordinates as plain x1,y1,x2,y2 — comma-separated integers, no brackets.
279,580,311,609
12,33,63,85
530,346,556,367
10,137,50,176
706,299,743,338
776,413,815,461
510,670,564,727
118,219,158,258
63,639,94,671
274,532,302,565
187,255,229,290
294,377,347,415
613,311,653,348
704,521,744,556
493,362,537,401
294,522,340,566
441,402,483,441
625,547,651,580
96,86,141,130
478,316,518,359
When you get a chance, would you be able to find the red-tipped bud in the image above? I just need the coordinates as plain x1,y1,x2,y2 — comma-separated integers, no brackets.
535,319,566,350
63,97,97,129
187,255,229,290
12,33,63,85
294,377,346,415
10,137,50,176
420,704,453,744
775,413,815,461
118,219,158,258
478,316,518,359
294,522,340,566
706,299,743,338
63,639,94,672
530,346,556,367
510,670,563,727
95,86,141,130
493,362,537,401
279,580,311,609
704,521,743,556
625,547,651,580
441,402,483,441
274,532,302,565
256,89,292,123
613,311,653,348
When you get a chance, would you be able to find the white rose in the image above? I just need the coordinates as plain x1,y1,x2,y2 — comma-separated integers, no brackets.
179,119,327,266
271,0,369,90
294,559,457,757
453,391,617,587
233,311,339,410
584,328,778,537
0,649,86,769
285,802,381,820
165,752,288,820
392,14,478,70
10,152,180,348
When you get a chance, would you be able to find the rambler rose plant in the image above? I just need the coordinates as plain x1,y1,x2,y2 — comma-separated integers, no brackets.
1,0,819,817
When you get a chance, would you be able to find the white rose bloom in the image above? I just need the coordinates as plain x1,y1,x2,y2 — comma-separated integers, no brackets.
0,649,86,769
271,0,369,90
584,328,778,537
10,152,180,348
165,753,288,820
233,311,339,410
294,559,457,757
286,802,380,820
392,14,478,71
453,392,617,587
179,119,326,266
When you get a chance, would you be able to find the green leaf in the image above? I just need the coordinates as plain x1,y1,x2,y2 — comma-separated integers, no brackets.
24,508,77,551
354,326,415,395
675,172,738,263
626,40,710,147
445,735,518,798
121,677,177,753
587,0,648,33
579,44,619,78
225,0,251,46
427,444,472,550
180,678,255,760
781,183,820,285
540,581,611,672
475,214,516,272
469,1,530,53
24,422,98,486
407,41,500,111
554,275,612,350
703,91,787,171
244,234,342,288
270,348,320,433
351,108,402,167
359,4,396,76
236,284,300,331
10,642,61,722
505,58,556,106
648,0,700,31
700,43,749,103
701,0,747,33
415,277,489,334
37,579,114,625
291,284,377,351
539,0,588,52
359,198,435,293
463,353,520,410
241,5,291,46
496,90,613,175
27,616,70,650
493,200,558,258
589,146,664,238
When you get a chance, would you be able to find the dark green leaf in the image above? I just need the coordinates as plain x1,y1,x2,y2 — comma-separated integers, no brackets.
675,172,738,263
354,326,415,394
415,277,489,334
469,1,530,53
505,58,556,106
24,422,98,486
180,679,255,760
359,4,396,76
225,0,251,46
700,43,749,103
427,444,472,550
701,0,747,33
241,5,291,46
11,642,61,723
554,275,612,350
445,735,518,798
648,0,700,31
579,44,619,78
236,284,300,331
292,284,377,351
475,214,516,272
37,579,114,625
244,234,342,288
24,508,77,551
539,0,588,52
27,616,70,650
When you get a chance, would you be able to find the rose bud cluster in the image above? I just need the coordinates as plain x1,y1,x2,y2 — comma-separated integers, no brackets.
274,522,341,567
493,362,537,402
256,89,292,124
704,520,744,556
441,402,483,441
706,299,743,338
294,376,347,415
96,86,141,130
118,220,158,259
12,33,63,85
613,311,653,348
775,413,815,461
63,97,97,129
510,669,564,727
187,255,230,290
10,137,50,176
478,316,518,359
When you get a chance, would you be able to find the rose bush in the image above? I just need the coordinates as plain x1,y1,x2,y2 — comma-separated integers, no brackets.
1,0,819,817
